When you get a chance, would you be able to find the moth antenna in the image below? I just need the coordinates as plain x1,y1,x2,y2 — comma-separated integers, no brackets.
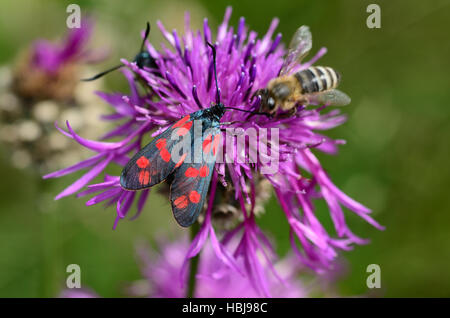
206,42,220,104
82,22,150,82
81,64,123,82
206,42,269,118
140,22,151,52
223,106,271,118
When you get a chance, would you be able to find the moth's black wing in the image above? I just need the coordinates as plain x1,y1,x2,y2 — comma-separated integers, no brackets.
120,114,193,190
169,126,221,227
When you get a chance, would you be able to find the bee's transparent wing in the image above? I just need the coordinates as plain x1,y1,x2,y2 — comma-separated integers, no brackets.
307,89,351,106
280,25,312,76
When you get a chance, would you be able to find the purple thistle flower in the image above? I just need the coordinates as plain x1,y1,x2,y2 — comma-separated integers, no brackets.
1,19,109,172
59,288,99,298
46,7,384,295
12,18,104,102
60,238,311,298
32,19,96,74
131,238,307,298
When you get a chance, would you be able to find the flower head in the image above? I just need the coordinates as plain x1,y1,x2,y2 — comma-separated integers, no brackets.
46,7,383,295
130,237,306,298
60,237,313,298
12,19,98,101
59,288,99,298
32,21,93,74
0,19,107,173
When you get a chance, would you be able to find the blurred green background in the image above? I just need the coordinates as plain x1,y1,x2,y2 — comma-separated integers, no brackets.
0,0,449,297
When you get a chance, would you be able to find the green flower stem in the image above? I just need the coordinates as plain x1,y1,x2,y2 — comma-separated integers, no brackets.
186,221,200,298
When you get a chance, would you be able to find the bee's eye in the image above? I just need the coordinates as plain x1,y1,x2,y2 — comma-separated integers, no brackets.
267,97,276,110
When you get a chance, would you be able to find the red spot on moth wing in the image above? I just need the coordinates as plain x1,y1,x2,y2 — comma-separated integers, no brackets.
199,165,209,177
139,170,150,185
185,167,199,178
160,148,171,162
175,153,187,168
212,134,221,156
176,128,187,136
176,121,193,136
173,115,190,128
177,125,192,136
182,121,193,130
174,195,188,209
156,138,167,150
136,156,150,168
189,191,201,203
202,134,212,153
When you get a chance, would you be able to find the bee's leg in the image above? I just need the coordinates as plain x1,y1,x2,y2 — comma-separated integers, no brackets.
286,107,297,117
304,97,311,106
278,98,305,118
277,108,296,118
296,95,309,106
280,100,295,112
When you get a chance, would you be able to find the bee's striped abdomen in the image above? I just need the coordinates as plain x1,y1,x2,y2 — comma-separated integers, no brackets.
294,66,340,94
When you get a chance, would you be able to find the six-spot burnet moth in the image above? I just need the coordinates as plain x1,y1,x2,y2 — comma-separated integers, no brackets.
120,42,269,227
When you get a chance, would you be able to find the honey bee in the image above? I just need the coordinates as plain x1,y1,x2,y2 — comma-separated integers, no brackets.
254,26,351,116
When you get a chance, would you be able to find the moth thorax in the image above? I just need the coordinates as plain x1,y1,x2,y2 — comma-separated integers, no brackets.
134,51,157,69
294,66,340,94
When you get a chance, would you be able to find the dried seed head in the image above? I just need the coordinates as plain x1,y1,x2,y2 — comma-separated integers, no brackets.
32,101,60,123
12,51,79,102
0,64,108,173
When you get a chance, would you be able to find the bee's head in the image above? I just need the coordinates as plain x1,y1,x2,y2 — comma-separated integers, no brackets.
255,88,277,113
